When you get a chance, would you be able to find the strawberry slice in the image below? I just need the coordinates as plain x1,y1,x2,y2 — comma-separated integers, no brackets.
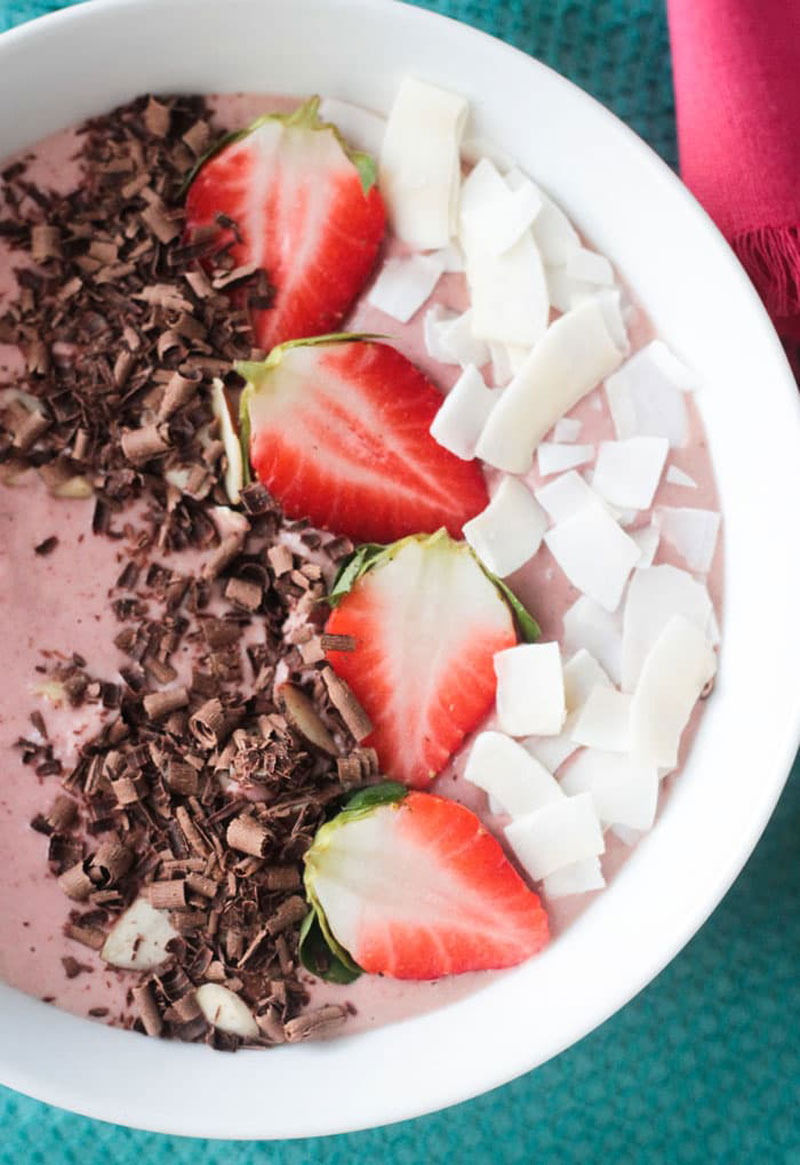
324,531,526,787
302,783,549,981
238,338,489,543
185,98,386,350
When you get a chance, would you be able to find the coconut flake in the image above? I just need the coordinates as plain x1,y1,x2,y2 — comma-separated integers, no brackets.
535,470,598,523
461,136,516,172
101,897,177,971
505,792,605,880
629,522,660,569
542,855,606,898
195,983,259,1038
430,241,466,273
379,77,467,249
424,304,458,364
524,733,579,774
569,684,632,752
563,649,613,714
560,750,659,831
566,248,614,286
544,503,640,613
528,186,581,265
475,293,628,474
463,475,547,576
612,823,643,846
367,252,444,322
621,563,714,691
605,340,691,447
656,507,721,573
592,436,669,510
563,595,623,685
438,309,490,368
630,615,717,768
460,172,542,258
464,730,563,817
537,442,595,478
553,417,582,443
317,97,386,156
429,364,496,460
494,641,566,736
665,465,698,489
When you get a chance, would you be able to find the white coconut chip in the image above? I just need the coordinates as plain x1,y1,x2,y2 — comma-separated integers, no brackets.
565,248,615,286
460,135,517,172
569,684,632,752
505,792,605,881
630,615,717,769
542,855,606,898
629,521,660,569
438,309,490,368
604,340,691,447
459,159,549,347
429,364,496,460
560,750,659,831
612,823,643,846
460,171,542,258
534,470,598,523
656,507,721,573
489,341,515,387
553,417,582,443
463,475,547,576
562,595,623,684
544,503,641,613
665,465,698,489
464,730,563,817
317,97,386,156
545,265,595,314
527,186,582,265
592,435,669,510
475,293,628,474
424,304,458,364
366,252,444,322
494,641,566,737
429,240,466,272
379,77,467,250
563,649,613,713
537,442,595,478
195,984,259,1039
101,897,177,971
621,563,714,691
524,733,579,774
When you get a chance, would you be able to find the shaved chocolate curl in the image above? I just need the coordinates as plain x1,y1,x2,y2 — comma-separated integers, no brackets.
31,224,62,262
149,880,188,911
132,982,163,1037
120,424,170,465
58,861,94,901
64,921,106,951
283,1005,347,1044
226,814,269,858
321,669,373,741
157,369,200,421
188,697,226,748
143,686,189,721
202,532,245,581
320,633,357,653
266,896,307,936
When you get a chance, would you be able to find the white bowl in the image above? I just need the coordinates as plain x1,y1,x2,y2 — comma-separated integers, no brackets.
2,0,799,1139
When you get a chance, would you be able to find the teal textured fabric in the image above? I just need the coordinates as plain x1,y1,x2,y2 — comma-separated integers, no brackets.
0,1,798,1160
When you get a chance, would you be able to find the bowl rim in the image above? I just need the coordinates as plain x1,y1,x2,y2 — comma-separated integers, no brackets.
1,0,799,1139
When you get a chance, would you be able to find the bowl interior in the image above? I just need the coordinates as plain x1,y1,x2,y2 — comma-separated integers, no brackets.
1,0,800,1139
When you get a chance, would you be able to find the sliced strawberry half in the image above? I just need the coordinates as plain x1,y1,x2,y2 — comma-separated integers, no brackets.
238,338,489,543
324,531,526,787
302,784,549,981
185,98,386,350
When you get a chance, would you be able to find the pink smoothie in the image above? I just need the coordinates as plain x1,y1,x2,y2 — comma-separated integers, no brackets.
0,94,722,1040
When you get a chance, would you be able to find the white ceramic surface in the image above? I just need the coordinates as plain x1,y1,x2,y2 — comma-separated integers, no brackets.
1,0,799,1139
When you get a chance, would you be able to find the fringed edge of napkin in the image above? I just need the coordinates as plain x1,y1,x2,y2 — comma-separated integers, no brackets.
733,224,800,319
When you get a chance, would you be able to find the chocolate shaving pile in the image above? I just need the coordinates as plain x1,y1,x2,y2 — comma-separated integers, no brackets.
2,94,374,1049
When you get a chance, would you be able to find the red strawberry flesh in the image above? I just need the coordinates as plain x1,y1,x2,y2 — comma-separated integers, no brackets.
243,340,490,543
306,790,549,979
185,100,386,349
325,531,516,786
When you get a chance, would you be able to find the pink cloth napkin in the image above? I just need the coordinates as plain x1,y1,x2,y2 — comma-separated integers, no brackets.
668,0,800,346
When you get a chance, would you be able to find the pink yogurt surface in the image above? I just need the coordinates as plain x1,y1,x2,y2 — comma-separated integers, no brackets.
0,94,722,1039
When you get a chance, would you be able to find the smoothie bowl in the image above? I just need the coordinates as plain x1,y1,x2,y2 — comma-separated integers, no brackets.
0,0,799,1140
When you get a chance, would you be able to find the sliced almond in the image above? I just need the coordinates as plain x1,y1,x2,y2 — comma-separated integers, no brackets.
100,897,178,971
210,379,244,505
278,683,337,755
195,983,259,1039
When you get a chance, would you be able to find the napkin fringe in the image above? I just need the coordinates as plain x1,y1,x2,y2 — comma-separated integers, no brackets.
733,224,800,319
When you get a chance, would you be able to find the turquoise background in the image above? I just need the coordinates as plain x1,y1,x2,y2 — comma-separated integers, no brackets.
1,1,798,1160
